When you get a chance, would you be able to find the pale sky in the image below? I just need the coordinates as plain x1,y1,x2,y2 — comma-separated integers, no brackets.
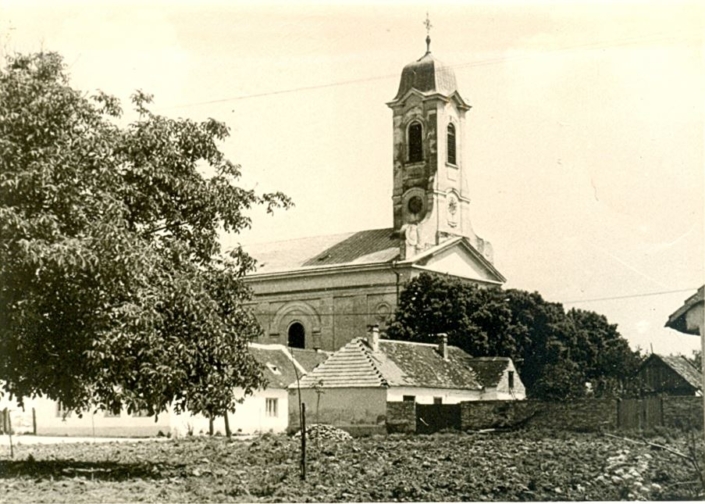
2,0,703,356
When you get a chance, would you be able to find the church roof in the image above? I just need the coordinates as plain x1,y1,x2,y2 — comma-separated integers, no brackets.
242,227,505,284
394,51,459,101
295,337,484,391
243,228,400,274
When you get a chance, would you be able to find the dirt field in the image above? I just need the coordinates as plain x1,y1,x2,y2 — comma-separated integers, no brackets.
0,428,702,502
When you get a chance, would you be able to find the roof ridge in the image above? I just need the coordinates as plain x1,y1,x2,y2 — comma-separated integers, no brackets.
358,339,389,387
239,227,395,249
295,338,388,388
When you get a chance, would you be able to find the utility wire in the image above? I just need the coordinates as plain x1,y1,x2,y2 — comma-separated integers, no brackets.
158,29,699,111
248,287,702,314
562,287,701,305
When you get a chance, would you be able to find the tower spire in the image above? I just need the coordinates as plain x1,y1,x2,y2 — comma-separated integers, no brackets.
424,12,432,53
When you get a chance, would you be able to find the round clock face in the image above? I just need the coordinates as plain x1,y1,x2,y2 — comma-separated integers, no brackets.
407,196,424,214
448,197,458,215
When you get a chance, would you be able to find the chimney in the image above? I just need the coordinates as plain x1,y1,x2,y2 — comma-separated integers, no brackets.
437,333,448,360
367,324,380,352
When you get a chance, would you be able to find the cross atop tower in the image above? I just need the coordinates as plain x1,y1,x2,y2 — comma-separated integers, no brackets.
424,13,432,53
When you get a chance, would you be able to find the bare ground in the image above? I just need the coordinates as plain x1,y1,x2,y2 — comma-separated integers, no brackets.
0,428,702,502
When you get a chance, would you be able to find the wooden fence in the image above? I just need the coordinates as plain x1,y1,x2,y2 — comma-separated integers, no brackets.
617,397,663,430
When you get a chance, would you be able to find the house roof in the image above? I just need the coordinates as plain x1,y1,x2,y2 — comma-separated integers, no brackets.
666,285,704,335
248,344,326,389
242,228,400,275
296,339,388,388
640,354,702,391
295,337,484,391
465,357,512,388
289,348,330,374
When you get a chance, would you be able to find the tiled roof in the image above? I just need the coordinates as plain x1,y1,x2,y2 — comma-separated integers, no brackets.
248,344,306,389
658,354,702,390
465,357,511,388
297,337,484,391
297,339,388,388
242,228,400,275
666,285,704,335
289,348,330,374
378,340,481,389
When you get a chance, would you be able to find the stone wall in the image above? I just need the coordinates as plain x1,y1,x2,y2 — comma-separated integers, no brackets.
461,397,704,432
663,396,703,430
386,401,416,434
460,399,618,432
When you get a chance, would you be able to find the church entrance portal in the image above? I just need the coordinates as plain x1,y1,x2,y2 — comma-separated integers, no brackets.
288,322,306,349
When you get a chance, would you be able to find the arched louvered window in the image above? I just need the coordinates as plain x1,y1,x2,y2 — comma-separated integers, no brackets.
408,122,423,163
288,322,305,349
447,123,457,165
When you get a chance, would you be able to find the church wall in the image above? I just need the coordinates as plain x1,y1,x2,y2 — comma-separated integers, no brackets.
246,267,402,352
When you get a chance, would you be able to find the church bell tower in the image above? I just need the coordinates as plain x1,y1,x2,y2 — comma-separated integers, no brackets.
388,27,491,261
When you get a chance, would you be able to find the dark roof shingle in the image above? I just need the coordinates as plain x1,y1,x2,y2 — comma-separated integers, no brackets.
465,357,511,388
658,354,702,390
243,228,400,275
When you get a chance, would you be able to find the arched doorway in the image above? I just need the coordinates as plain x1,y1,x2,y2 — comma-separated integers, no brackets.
288,322,306,349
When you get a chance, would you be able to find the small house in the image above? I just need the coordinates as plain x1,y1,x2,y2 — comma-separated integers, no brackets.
288,326,525,431
637,353,702,397
20,344,329,437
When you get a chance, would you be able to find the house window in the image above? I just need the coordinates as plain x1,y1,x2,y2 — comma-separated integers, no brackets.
447,123,456,165
266,363,282,375
508,371,515,389
104,410,121,418
407,122,423,163
433,397,443,405
402,395,416,403
132,409,151,417
266,398,278,417
288,322,305,349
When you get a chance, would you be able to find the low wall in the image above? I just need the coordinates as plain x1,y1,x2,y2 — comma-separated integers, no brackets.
386,401,415,434
460,399,618,432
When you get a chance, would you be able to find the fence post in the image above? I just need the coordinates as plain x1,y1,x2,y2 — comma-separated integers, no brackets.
300,403,307,480
7,412,13,458
32,407,37,435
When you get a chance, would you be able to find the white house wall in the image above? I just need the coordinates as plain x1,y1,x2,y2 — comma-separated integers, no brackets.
32,397,171,437
169,388,290,437
387,387,482,404
20,388,288,438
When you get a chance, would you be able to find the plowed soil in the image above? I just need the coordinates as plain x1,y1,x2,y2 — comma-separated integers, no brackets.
0,429,702,502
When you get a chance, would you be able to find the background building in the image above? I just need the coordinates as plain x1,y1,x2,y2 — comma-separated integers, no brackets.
244,39,505,352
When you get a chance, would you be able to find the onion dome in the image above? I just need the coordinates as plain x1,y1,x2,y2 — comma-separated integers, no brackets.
393,50,459,101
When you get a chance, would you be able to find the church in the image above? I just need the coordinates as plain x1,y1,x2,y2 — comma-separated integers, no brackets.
244,35,506,353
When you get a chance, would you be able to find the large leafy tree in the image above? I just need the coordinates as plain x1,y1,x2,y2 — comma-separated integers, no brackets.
387,273,642,399
0,52,291,418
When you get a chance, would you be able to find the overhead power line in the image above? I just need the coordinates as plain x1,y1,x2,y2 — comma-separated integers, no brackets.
562,287,701,305
158,29,699,111
246,287,702,314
